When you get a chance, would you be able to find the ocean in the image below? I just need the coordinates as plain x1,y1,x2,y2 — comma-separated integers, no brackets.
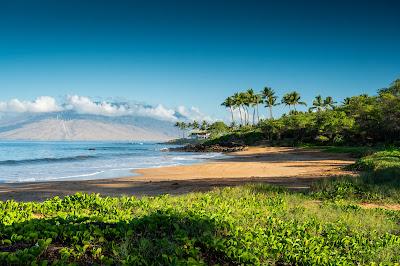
0,141,222,183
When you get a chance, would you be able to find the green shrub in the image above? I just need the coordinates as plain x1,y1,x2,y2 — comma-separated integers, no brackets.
1,186,399,265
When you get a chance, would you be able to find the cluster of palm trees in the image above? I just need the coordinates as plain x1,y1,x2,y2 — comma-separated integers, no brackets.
222,88,337,124
309,95,337,112
174,120,209,138
221,88,310,125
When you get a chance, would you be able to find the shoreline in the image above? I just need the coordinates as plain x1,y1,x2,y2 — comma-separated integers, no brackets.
0,146,355,201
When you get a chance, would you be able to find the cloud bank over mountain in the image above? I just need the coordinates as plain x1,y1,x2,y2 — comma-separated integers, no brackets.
0,95,213,122
0,96,63,113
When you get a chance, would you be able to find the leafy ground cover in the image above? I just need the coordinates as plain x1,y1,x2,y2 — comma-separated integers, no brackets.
311,148,400,203
1,184,400,265
350,149,400,172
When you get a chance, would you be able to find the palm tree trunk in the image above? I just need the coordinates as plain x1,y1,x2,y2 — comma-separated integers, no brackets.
252,107,255,125
238,107,243,125
269,106,273,119
229,107,234,124
256,105,260,123
243,106,247,125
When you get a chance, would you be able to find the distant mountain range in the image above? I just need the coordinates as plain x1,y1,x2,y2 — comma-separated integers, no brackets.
0,111,180,141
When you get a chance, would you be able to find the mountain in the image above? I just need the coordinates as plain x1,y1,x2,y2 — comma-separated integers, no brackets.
0,111,180,141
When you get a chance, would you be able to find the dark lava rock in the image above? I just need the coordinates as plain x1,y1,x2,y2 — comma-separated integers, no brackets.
169,143,247,153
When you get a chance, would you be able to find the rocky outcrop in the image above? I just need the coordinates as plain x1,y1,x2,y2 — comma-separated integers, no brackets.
169,143,247,153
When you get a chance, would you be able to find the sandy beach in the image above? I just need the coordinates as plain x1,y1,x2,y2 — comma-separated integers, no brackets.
0,147,355,201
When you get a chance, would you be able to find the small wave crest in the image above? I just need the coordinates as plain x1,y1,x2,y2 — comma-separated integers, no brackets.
0,155,97,166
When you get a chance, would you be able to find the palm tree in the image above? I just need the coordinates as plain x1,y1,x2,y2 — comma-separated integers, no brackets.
200,120,208,130
254,94,263,123
174,121,187,138
378,79,400,96
246,89,258,125
239,92,250,125
343,97,351,105
281,93,293,111
233,93,243,125
221,97,235,124
323,96,337,110
262,87,279,119
282,91,307,111
309,95,324,112
192,120,199,129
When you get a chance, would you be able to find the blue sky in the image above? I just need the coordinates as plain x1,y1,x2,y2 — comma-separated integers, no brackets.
0,0,399,120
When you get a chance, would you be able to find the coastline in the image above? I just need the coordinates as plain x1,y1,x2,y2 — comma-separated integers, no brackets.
0,146,355,201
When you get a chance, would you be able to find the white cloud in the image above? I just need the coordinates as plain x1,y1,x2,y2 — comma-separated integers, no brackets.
132,104,177,121
175,106,213,122
0,96,62,113
0,95,215,122
65,95,129,116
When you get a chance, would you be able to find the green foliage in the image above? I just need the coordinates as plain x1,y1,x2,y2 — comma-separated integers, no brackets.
310,175,400,203
321,146,379,158
1,186,400,265
350,149,400,174
220,78,400,146
205,127,264,146
207,121,230,136
311,149,400,203
162,138,204,145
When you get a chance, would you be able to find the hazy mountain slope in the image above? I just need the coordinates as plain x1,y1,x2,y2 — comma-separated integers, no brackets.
0,117,177,141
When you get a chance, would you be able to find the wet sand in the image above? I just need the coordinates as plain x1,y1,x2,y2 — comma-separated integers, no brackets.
0,147,355,202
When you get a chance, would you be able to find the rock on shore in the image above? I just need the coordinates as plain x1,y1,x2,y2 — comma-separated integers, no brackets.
169,143,247,153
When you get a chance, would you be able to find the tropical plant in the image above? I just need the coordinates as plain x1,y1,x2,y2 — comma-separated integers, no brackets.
254,93,263,123
309,95,324,112
2,184,400,265
262,87,279,119
246,88,258,125
233,92,244,125
221,96,235,124
192,120,199,129
379,79,400,96
200,120,209,130
240,92,250,125
174,121,188,138
323,96,337,110
282,91,307,112
342,97,351,105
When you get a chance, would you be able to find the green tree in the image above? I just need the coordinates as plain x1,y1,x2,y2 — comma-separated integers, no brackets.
282,91,307,112
246,88,258,125
192,120,199,129
379,79,400,96
174,122,188,138
262,87,279,119
342,97,351,105
254,94,263,123
221,97,235,124
233,92,244,125
309,95,324,112
323,96,337,110
200,120,209,130
240,92,250,125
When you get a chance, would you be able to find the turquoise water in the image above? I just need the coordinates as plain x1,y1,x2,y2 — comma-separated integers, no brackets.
0,141,222,183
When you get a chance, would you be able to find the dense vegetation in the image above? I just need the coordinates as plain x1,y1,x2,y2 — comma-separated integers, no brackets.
312,147,400,203
175,79,400,146
1,181,400,265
